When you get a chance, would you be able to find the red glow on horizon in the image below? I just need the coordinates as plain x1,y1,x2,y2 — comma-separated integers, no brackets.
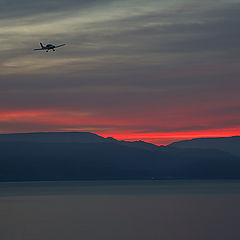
97,129,240,145
0,109,240,145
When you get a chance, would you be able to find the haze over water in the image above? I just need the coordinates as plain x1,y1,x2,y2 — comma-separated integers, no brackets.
1,180,240,240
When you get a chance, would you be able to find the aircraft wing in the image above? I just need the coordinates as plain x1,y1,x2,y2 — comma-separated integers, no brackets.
55,44,66,48
33,48,44,50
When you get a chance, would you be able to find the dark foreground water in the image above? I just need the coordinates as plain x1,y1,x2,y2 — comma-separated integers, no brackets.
0,180,240,240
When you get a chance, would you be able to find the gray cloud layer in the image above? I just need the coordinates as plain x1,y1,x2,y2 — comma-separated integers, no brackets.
0,0,240,140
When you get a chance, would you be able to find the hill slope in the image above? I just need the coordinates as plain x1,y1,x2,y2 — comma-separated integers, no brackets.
168,136,240,156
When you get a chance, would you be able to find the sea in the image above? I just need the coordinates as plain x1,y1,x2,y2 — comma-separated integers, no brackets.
0,180,240,240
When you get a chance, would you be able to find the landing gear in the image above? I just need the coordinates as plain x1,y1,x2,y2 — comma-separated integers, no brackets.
46,50,48,52
53,49,55,51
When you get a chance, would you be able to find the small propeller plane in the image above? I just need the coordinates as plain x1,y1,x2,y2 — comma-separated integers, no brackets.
34,43,66,52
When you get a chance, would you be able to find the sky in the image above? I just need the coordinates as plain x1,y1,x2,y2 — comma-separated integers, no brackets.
0,0,240,145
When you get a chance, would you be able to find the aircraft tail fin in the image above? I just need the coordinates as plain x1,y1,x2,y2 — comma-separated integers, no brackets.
40,43,44,48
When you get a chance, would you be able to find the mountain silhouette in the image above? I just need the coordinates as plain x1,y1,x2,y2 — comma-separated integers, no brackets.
168,136,240,156
0,132,111,143
0,132,240,181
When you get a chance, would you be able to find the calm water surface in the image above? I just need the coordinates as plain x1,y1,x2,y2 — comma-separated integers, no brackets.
0,180,240,240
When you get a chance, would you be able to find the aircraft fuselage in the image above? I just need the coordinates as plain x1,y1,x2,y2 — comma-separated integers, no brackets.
45,44,55,51
46,44,55,49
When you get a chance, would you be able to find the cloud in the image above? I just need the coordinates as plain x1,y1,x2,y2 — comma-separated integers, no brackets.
0,0,240,143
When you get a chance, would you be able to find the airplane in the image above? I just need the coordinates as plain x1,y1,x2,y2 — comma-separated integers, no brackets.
34,43,66,52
